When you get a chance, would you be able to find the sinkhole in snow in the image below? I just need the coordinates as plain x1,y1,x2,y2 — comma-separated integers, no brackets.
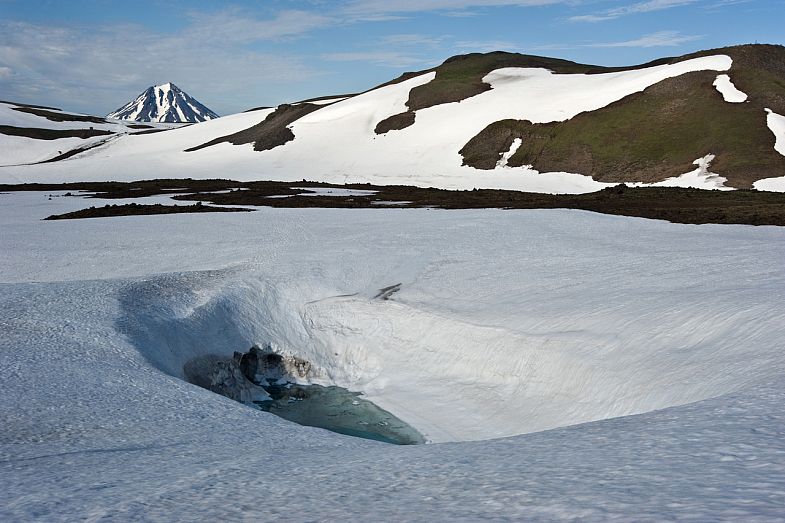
118,271,778,444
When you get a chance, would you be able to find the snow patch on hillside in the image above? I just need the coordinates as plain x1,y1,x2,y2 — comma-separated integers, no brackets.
765,108,785,156
753,109,785,191
713,74,748,102
633,154,731,190
496,138,522,168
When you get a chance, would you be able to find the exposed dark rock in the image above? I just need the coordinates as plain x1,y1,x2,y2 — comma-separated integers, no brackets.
374,111,416,135
234,345,313,384
0,100,62,111
11,106,108,124
0,125,113,140
43,203,253,220
183,355,269,403
374,283,402,300
185,103,321,153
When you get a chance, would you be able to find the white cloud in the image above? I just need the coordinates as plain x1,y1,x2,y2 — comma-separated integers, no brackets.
703,0,753,9
184,8,334,44
526,42,579,51
343,0,564,17
321,51,432,68
453,40,522,52
444,10,482,17
380,34,448,47
0,18,323,115
570,0,699,22
589,30,703,47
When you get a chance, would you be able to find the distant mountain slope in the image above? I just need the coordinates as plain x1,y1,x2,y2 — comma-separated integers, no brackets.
107,83,218,123
2,45,784,192
0,100,174,166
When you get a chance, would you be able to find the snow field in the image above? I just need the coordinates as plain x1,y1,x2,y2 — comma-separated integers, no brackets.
2,193,784,443
0,101,183,166
2,193,785,519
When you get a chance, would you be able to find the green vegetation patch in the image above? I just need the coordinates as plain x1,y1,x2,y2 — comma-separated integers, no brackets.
461,67,785,188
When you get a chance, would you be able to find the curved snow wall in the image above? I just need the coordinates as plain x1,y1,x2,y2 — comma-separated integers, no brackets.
117,266,785,444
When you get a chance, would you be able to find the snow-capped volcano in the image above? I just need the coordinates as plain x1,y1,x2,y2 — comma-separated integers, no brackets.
107,82,218,123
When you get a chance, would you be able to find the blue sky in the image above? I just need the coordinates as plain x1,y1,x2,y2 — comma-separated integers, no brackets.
1,0,783,115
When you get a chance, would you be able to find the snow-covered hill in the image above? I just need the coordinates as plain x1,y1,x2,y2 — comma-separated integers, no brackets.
2,45,784,192
107,82,218,123
0,100,183,167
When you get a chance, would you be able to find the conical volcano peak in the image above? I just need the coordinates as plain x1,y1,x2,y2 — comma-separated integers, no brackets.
107,82,218,123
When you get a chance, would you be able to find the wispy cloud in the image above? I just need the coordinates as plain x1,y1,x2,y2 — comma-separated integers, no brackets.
321,51,432,68
444,10,481,17
528,30,703,51
380,33,448,47
453,40,522,52
703,0,753,10
569,0,699,22
184,8,335,43
527,42,580,51
343,0,565,18
588,30,703,47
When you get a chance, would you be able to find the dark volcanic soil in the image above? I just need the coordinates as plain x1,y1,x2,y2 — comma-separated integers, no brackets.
0,125,114,140
185,103,321,153
43,202,253,220
11,106,108,124
3,179,785,226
